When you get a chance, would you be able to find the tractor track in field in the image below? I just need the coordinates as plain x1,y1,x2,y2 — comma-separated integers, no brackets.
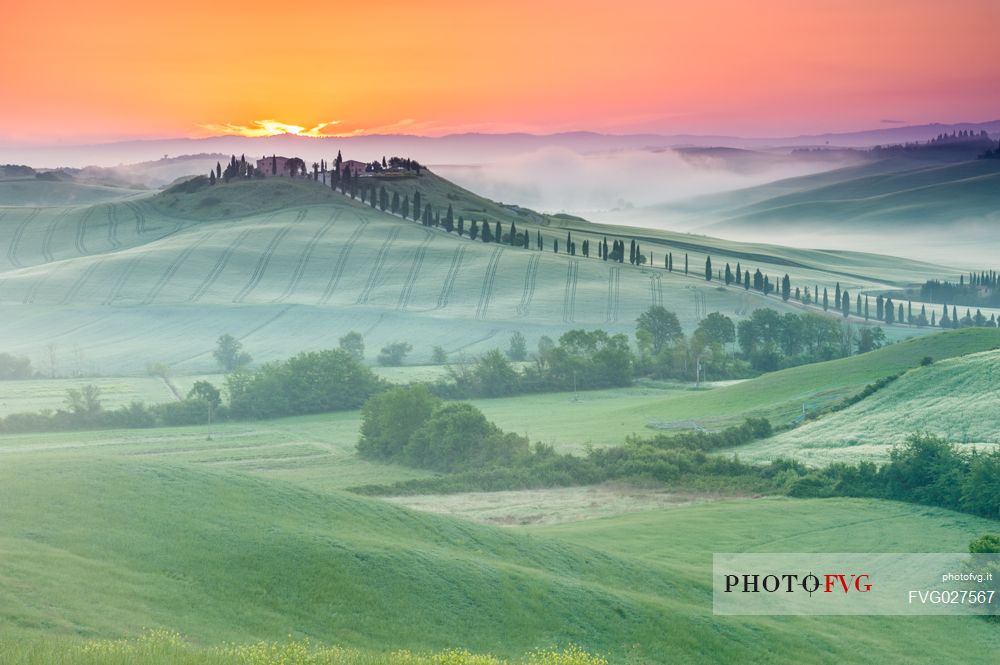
515,254,540,318
447,328,500,354
232,214,300,303
126,201,147,236
605,265,621,323
7,209,40,268
41,209,70,263
274,209,339,303
649,272,663,307
142,230,217,305
101,252,146,305
396,230,434,311
319,217,370,305
106,204,123,250
74,206,95,255
355,226,400,305
237,303,295,341
475,246,504,320
562,258,579,323
188,228,253,303
434,245,467,310
21,270,49,304
61,258,106,305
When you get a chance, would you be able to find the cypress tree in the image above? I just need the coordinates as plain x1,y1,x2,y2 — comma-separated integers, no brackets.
898,303,905,323
470,220,479,240
781,274,791,301
495,222,502,243
841,290,850,317
823,288,829,311
391,191,400,214
725,263,733,285
685,254,688,275
413,191,421,218
554,239,559,253
482,222,492,242
509,221,517,245
856,294,862,316
744,271,750,290
735,263,742,283
537,230,543,251
864,296,870,320
876,295,884,320
705,256,713,281
209,170,216,185
457,217,465,236
835,283,841,307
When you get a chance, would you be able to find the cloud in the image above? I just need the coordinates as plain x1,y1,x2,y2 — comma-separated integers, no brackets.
880,119,908,124
199,119,342,137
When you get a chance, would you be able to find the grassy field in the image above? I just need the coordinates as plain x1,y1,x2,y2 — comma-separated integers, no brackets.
735,348,1000,465
0,174,969,376
1,449,998,664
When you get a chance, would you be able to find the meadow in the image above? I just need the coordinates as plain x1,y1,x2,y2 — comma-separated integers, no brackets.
2,173,1000,664
0,174,973,377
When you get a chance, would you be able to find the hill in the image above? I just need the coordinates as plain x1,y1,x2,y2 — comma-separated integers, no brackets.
1,452,999,663
698,158,1000,233
735,347,1000,465
0,178,144,206
0,173,979,375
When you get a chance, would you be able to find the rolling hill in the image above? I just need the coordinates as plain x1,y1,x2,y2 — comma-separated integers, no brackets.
0,172,978,375
735,347,1000,465
1,451,999,664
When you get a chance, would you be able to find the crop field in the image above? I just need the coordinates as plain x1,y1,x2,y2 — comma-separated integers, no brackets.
734,348,1000,465
0,176,971,376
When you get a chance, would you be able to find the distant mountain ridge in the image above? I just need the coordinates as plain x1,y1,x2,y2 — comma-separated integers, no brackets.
4,120,999,169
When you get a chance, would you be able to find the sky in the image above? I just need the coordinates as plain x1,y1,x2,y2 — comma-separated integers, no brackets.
2,0,999,144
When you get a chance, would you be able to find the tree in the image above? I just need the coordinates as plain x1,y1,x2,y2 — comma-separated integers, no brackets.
378,342,412,366
841,290,850,318
473,349,521,397
431,346,448,364
338,331,365,361
506,332,528,361
822,288,829,311
357,384,441,461
705,256,713,281
65,384,102,419
636,306,684,354
781,274,791,301
209,170,216,185
214,334,252,372
187,380,222,409
694,312,736,346
856,326,886,353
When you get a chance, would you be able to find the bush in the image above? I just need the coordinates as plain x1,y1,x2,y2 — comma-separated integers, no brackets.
228,349,384,419
378,342,412,366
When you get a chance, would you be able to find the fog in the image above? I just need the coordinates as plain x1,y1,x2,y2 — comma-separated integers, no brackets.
434,147,852,214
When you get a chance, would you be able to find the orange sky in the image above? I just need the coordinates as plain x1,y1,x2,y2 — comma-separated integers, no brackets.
2,0,999,143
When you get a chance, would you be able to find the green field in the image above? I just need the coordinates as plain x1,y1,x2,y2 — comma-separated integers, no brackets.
736,348,1000,465
0,174,970,377
1,449,999,664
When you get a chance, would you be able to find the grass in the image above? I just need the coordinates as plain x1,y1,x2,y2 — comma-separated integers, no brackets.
734,348,1000,465
1,451,998,664
0,175,968,376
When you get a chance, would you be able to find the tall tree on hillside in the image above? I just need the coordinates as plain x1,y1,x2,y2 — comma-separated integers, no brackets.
842,290,850,318
735,263,741,284
391,191,400,214
835,282,841,306
482,221,493,242
725,263,733,285
495,221,502,243
744,271,750,290
781,274,791,301
413,191,422,220
876,295,884,320
509,221,517,245
899,303,905,324
553,238,559,253
940,304,950,327
885,297,896,324
864,296,870,320
823,288,829,311
216,162,222,179
538,230,543,251
705,256,712,281
470,220,479,240
401,196,410,219
685,254,688,274
209,170,216,185
856,294,862,316
952,306,959,328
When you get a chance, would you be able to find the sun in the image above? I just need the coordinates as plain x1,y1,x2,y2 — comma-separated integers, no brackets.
200,119,341,138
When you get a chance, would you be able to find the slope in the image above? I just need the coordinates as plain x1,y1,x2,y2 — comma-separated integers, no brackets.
1,453,999,664
736,348,1000,465
0,175,969,375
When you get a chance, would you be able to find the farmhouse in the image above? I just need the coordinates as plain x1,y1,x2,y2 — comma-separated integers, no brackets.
340,160,369,177
256,155,292,177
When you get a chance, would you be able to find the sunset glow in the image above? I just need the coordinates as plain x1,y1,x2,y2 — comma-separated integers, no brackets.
2,0,999,143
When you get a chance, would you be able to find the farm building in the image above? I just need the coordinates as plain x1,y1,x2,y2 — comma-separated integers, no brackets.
340,160,369,177
256,155,293,177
